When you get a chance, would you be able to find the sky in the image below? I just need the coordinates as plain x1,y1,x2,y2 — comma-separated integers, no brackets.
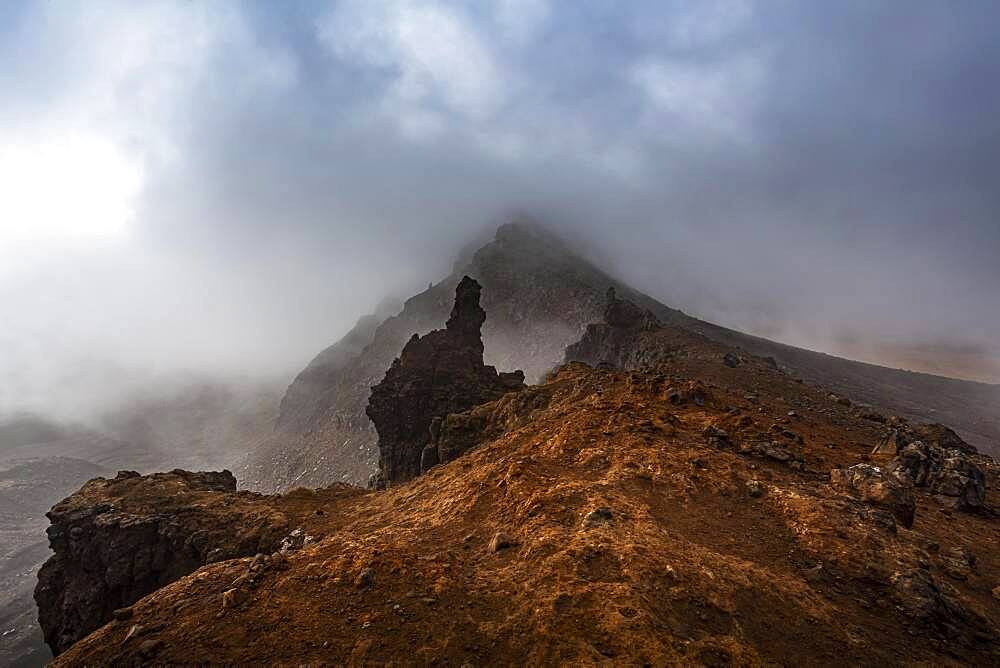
1,0,999,419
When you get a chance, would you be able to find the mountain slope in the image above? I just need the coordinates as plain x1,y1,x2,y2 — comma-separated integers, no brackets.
241,222,999,492
49,310,1000,665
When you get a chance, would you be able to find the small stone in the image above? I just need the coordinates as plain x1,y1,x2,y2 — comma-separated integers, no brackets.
221,587,249,609
583,507,614,526
122,624,142,643
756,442,795,463
723,352,740,368
941,546,976,580
489,532,516,552
205,548,229,563
803,564,824,584
112,607,133,622
746,480,764,498
702,426,730,448
355,567,375,589
138,638,164,658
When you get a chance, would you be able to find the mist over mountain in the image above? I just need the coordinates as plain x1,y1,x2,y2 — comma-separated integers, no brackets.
2,1,1000,425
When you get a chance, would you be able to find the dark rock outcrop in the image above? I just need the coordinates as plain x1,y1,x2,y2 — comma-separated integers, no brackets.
886,441,987,511
34,470,296,655
912,423,979,454
874,422,978,456
830,463,916,529
873,421,987,511
366,277,525,487
564,288,666,368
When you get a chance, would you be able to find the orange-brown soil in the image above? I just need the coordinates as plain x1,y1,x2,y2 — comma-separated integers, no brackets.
53,328,1000,666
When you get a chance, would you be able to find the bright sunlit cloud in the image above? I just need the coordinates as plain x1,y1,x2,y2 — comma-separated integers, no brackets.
0,133,142,244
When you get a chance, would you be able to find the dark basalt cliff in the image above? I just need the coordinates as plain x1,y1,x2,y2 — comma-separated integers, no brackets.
33,469,325,655
366,277,525,487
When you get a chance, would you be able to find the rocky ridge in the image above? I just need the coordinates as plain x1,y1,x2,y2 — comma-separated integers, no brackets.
44,294,1000,665
243,223,1000,494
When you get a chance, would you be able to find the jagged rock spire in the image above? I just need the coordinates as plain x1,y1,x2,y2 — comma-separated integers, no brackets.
445,275,487,343
366,277,525,487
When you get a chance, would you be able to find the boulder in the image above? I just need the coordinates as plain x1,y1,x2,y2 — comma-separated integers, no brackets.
830,464,916,529
886,441,986,511
873,423,977,457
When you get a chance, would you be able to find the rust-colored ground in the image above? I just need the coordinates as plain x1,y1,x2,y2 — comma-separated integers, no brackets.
54,329,1000,666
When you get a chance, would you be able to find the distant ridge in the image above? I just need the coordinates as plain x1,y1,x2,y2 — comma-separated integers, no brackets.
240,222,1000,491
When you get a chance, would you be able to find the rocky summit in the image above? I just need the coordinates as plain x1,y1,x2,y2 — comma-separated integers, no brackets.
240,223,1000,494
40,289,1000,666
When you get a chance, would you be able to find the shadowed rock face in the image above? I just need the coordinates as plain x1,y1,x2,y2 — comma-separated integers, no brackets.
564,287,678,370
366,277,525,487
34,470,297,655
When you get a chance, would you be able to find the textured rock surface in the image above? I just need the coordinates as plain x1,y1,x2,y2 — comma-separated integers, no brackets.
871,420,988,511
830,463,916,528
366,277,525,486
887,441,988,511
564,287,667,369
33,469,350,655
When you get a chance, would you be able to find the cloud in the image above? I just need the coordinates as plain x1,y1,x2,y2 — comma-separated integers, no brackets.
493,0,551,44
319,0,503,132
2,0,1000,418
630,52,766,140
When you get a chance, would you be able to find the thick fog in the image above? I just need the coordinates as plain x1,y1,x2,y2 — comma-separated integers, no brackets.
2,0,999,421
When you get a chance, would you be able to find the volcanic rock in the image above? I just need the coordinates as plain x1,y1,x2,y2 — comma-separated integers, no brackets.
366,277,526,487
830,463,916,528
564,288,665,369
33,469,349,655
886,441,987,511
488,532,516,552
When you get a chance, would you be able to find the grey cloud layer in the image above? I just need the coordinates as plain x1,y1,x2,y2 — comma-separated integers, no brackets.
1,0,998,417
